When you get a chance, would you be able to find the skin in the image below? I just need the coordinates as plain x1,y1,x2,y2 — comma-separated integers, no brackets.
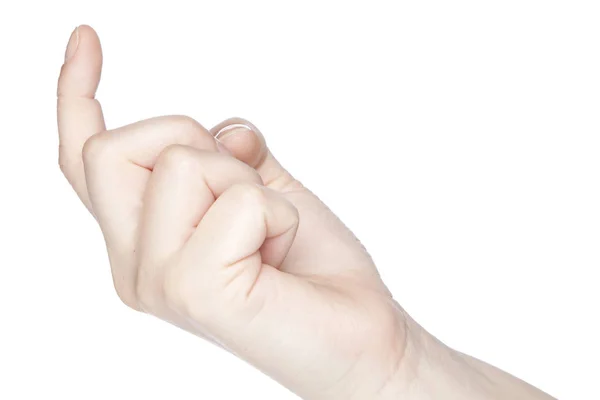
57,25,557,400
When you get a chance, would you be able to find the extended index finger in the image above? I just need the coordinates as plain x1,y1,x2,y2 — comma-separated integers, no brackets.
57,25,106,211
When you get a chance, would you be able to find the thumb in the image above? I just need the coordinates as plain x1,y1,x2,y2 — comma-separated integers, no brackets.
166,183,302,326
211,118,302,192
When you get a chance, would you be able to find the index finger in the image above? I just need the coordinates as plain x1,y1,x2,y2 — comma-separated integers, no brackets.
57,25,106,211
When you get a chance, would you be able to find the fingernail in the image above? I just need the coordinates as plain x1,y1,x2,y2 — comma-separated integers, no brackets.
64,26,80,62
215,122,266,167
215,123,255,142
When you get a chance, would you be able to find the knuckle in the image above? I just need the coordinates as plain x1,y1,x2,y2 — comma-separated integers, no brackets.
245,167,264,185
228,183,266,206
166,115,217,150
169,114,202,129
157,144,197,172
82,133,111,164
168,115,204,138
58,153,75,179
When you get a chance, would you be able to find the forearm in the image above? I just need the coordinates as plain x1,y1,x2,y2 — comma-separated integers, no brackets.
382,325,556,400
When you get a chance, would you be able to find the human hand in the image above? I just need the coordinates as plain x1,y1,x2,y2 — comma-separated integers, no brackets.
58,25,411,399
57,26,555,400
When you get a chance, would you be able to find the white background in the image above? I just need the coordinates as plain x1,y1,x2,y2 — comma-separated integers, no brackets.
0,1,598,399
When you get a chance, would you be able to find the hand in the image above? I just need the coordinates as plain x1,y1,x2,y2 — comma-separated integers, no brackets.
57,26,555,400
58,25,409,399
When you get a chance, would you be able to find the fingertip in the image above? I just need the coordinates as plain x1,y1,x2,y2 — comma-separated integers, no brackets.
211,118,301,191
58,24,103,99
64,27,79,62
216,125,265,167
212,119,268,168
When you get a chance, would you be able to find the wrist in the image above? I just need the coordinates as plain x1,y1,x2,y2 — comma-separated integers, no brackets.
376,318,495,400
379,322,555,400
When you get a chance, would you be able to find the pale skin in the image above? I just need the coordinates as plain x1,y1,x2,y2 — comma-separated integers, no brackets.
57,25,557,400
